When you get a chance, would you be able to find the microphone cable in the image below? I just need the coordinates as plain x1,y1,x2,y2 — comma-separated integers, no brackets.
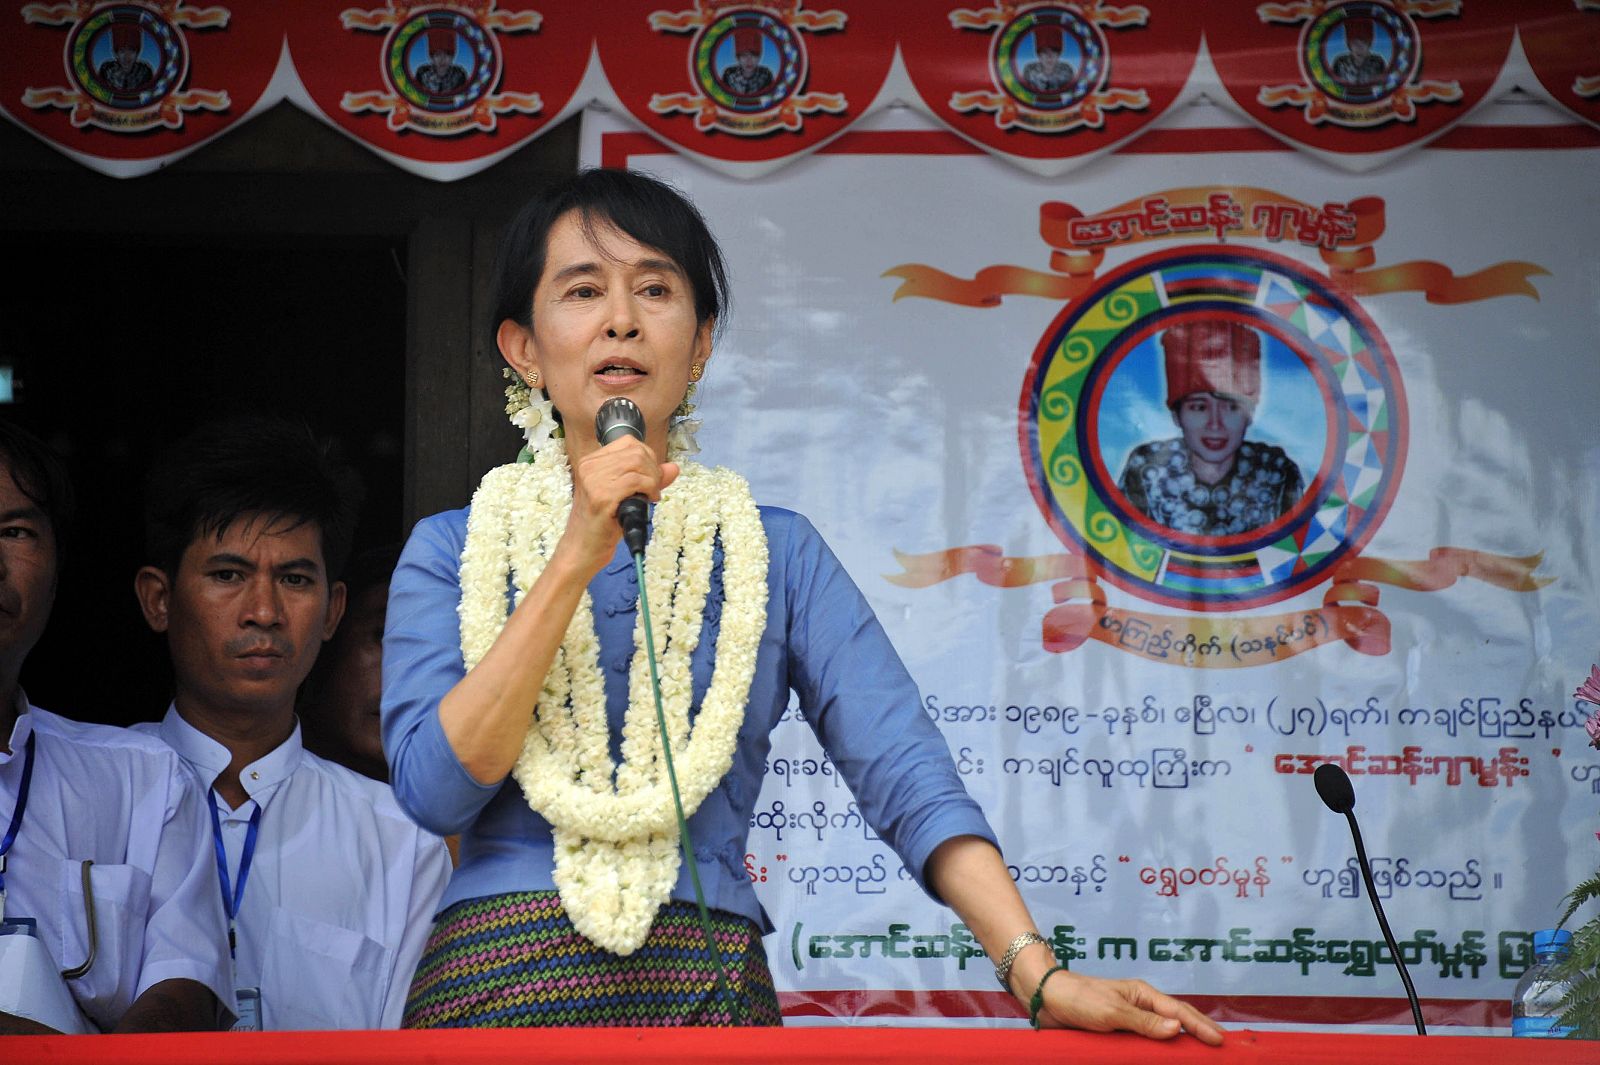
633,549,747,1026
595,396,746,1024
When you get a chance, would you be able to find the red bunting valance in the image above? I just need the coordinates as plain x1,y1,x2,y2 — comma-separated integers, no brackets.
3,0,1597,180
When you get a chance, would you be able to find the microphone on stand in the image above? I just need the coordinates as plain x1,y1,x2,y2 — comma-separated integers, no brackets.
594,397,651,557
1313,762,1427,1036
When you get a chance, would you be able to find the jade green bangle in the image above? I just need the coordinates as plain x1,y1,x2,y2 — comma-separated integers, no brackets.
1028,964,1068,1030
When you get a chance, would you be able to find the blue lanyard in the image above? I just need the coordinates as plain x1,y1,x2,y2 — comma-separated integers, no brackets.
0,732,37,897
207,788,262,959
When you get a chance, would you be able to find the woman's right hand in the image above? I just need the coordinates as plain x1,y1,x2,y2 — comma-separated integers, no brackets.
557,435,679,578
436,434,678,787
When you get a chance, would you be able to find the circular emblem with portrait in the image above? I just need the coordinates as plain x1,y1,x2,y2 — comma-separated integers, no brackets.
693,9,806,115
1020,246,1408,611
383,8,499,114
1301,1,1418,108
992,5,1106,111
67,4,185,110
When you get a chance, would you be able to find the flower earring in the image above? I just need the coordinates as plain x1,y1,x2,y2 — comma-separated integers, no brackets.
669,381,701,459
504,366,558,457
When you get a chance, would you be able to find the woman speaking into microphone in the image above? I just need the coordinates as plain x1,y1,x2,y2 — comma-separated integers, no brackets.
381,168,1222,1041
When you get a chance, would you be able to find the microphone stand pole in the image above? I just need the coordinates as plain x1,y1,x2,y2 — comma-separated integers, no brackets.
1344,809,1426,1036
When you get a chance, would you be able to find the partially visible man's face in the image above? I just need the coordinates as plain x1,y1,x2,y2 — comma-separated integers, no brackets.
1039,46,1061,70
115,46,137,71
1175,392,1251,468
738,50,758,73
430,48,452,75
307,580,388,772
152,514,343,719
1349,38,1371,61
0,461,57,675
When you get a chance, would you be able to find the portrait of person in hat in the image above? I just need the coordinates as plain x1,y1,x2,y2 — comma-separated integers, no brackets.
1330,17,1388,88
1021,23,1076,94
1117,319,1304,538
415,27,468,96
720,26,775,98
97,21,155,94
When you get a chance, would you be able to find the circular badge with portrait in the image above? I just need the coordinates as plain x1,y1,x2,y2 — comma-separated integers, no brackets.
382,8,499,115
1301,1,1417,109
67,4,186,110
992,5,1106,111
693,9,805,116
1020,246,1407,611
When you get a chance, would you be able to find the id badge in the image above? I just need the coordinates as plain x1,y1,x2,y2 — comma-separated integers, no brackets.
232,987,262,1031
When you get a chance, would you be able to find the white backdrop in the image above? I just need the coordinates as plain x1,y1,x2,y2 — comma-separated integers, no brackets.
582,102,1600,1030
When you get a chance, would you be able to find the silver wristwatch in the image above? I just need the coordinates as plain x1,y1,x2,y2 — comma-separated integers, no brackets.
994,931,1048,990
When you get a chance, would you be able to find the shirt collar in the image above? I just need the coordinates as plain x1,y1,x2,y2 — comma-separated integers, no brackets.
0,689,33,765
157,704,304,807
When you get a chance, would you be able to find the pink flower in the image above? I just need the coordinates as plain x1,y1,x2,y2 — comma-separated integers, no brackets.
1576,666,1600,749
1576,664,1600,706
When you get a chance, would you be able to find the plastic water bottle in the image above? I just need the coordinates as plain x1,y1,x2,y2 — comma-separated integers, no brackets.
1511,929,1576,1038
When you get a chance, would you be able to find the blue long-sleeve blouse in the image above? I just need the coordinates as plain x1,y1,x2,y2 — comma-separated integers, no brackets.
381,504,997,931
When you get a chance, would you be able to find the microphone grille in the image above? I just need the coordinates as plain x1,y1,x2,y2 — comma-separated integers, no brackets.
595,397,645,445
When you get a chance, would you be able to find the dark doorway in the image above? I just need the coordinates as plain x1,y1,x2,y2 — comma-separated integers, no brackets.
3,232,406,727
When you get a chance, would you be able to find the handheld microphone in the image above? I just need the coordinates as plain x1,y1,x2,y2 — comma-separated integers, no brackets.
1314,763,1427,1036
594,397,650,557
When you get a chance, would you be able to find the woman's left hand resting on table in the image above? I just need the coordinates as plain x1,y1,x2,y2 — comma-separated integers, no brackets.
928,835,1225,1045
1020,963,1223,1042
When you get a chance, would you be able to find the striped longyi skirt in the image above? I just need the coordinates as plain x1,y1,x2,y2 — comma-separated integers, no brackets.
401,890,782,1028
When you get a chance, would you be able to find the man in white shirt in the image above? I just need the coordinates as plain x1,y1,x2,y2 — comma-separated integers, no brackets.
131,418,450,1030
0,421,231,1034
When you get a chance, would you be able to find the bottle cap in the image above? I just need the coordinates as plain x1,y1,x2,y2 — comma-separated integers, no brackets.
1532,929,1572,953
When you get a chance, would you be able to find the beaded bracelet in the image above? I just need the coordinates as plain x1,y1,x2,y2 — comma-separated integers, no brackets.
1028,965,1068,1030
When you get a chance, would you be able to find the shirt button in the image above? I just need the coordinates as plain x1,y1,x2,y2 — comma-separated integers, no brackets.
250,771,259,780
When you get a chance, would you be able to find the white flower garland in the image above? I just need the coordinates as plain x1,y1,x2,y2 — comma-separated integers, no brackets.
457,425,767,954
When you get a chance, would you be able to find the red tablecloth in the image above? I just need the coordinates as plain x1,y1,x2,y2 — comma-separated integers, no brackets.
3,1027,1593,1064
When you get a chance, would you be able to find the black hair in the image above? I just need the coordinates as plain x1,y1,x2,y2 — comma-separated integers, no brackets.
143,416,363,583
302,543,397,686
0,419,74,552
341,542,402,601
489,168,730,341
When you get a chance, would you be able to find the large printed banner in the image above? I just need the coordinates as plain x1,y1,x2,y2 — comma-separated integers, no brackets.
582,107,1600,1029
5,1,1600,179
